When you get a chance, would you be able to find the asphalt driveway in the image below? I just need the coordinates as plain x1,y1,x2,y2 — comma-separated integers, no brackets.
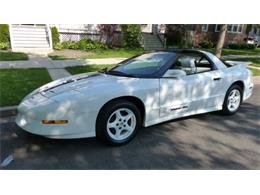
1,85,259,170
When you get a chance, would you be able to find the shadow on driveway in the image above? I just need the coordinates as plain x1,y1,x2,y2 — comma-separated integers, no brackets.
1,87,259,170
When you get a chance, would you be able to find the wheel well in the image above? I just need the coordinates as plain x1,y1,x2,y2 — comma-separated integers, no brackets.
98,96,146,125
232,81,244,92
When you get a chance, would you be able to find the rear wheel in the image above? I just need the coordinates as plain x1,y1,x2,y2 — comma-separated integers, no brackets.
222,85,242,115
96,100,141,146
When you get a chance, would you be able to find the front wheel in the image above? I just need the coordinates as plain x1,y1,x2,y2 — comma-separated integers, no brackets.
222,85,242,115
96,100,141,146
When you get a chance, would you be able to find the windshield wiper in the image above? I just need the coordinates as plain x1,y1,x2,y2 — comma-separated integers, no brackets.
106,70,135,77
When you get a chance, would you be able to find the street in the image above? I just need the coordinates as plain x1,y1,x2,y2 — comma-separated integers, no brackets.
1,85,259,170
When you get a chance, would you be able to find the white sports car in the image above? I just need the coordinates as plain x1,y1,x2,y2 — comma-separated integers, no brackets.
16,49,254,145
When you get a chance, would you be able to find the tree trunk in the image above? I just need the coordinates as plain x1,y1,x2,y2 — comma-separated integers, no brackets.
215,24,228,58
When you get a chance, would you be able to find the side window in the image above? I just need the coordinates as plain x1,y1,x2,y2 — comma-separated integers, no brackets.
170,53,213,75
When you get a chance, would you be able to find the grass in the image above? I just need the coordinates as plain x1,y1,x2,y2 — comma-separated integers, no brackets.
82,48,144,59
0,52,29,61
50,48,260,60
249,68,260,76
0,68,52,106
204,48,260,55
49,48,144,60
48,55,72,60
65,64,115,75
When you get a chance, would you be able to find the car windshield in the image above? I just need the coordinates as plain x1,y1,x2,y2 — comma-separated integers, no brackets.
106,52,176,77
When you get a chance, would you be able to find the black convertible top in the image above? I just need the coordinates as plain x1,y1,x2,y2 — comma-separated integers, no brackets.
152,48,205,55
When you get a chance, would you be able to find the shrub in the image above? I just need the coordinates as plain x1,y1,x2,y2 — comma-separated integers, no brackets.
61,40,79,50
247,44,256,49
121,24,141,48
0,24,9,43
228,43,240,49
0,42,9,50
78,39,107,50
93,40,107,49
78,39,95,50
199,40,213,48
53,42,63,50
240,43,256,49
51,27,60,48
228,43,256,50
61,39,107,51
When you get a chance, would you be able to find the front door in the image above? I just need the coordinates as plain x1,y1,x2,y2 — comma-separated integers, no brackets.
159,52,223,119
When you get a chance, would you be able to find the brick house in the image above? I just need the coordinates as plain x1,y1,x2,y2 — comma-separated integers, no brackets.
7,24,251,54
192,24,248,47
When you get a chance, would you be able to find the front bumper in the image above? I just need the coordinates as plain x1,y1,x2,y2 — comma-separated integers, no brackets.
15,93,96,139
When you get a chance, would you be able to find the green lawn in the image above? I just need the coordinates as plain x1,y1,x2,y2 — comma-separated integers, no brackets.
204,48,260,55
48,55,72,60
49,48,144,60
249,68,260,76
0,52,29,61
49,48,260,60
66,64,115,75
82,48,144,59
0,68,52,106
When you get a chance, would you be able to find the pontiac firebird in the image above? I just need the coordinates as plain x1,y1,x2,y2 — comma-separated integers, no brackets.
16,49,254,145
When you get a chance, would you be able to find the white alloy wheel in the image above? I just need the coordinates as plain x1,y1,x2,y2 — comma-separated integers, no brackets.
227,89,241,112
106,108,137,141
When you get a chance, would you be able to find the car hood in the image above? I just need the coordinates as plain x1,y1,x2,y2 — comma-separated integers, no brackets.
30,72,132,99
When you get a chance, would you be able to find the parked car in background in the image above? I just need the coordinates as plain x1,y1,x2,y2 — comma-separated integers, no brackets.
244,37,255,45
16,49,254,145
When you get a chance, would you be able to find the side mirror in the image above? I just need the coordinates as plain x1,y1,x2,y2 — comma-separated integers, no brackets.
163,69,186,78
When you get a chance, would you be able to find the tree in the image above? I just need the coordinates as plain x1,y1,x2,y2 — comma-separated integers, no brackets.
215,24,228,58
51,26,60,46
121,24,141,48
165,24,195,47
97,24,118,48
0,24,10,43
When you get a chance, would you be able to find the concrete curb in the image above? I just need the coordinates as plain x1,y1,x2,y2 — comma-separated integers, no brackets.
0,106,17,118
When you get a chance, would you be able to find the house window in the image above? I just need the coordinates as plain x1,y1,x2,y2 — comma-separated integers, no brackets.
230,24,243,33
238,25,243,33
215,25,221,32
202,24,208,32
232,24,239,32
227,25,232,32
215,24,243,33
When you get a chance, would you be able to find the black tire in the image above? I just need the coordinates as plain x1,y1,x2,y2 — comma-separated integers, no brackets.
222,84,242,115
96,100,141,146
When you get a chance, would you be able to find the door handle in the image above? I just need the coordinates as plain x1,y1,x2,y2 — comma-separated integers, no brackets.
213,77,221,81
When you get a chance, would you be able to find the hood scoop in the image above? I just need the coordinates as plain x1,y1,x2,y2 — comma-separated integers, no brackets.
39,72,101,96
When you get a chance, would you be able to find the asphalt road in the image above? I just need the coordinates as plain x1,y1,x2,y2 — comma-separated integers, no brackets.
1,85,259,170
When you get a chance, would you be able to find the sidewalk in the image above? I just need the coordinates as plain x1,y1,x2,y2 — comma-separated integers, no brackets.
0,54,259,79
0,56,126,69
0,56,127,80
222,54,260,59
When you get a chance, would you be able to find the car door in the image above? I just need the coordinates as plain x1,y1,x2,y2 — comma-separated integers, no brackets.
159,53,223,119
